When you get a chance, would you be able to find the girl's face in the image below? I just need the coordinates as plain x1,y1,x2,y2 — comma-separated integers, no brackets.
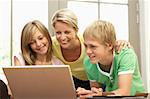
54,21,77,49
84,36,112,65
29,30,49,56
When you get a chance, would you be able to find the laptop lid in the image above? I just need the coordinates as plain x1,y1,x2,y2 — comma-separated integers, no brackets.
3,65,76,99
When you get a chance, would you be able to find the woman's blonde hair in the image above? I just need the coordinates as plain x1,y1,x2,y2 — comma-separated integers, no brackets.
83,20,116,46
21,20,52,65
51,8,79,32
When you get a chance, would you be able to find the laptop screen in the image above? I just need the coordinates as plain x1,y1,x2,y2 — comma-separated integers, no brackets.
3,65,76,99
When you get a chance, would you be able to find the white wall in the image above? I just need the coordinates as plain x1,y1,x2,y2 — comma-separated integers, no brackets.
139,0,150,92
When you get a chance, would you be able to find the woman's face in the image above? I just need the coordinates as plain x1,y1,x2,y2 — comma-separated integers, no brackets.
29,30,49,56
54,21,77,49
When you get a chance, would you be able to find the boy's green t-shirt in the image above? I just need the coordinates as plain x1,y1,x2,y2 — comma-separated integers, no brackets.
84,48,145,95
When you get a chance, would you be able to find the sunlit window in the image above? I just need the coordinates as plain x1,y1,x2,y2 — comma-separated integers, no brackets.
0,0,48,66
0,0,11,66
12,0,48,63
68,0,128,41
100,3,128,40
68,1,98,34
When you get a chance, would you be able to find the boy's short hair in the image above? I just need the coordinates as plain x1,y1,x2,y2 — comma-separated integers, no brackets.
83,20,116,46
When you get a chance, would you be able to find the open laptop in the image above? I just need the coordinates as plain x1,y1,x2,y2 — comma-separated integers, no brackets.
3,65,76,99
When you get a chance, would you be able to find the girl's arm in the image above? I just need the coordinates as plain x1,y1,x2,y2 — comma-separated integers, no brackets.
14,56,21,66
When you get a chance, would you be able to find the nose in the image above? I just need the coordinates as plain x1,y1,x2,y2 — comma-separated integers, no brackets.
86,47,92,54
36,40,41,47
60,32,67,41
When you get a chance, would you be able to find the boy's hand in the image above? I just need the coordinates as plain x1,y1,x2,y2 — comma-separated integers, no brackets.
76,87,102,98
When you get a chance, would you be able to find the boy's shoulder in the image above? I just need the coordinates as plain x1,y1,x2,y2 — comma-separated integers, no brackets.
84,56,90,64
83,56,96,69
116,47,136,56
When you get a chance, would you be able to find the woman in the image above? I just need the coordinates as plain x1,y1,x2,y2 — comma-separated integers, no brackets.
51,8,131,90
14,20,63,65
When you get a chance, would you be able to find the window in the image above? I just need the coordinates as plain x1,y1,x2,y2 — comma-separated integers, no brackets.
12,0,48,61
68,0,128,41
0,0,11,66
0,0,48,66
68,1,98,34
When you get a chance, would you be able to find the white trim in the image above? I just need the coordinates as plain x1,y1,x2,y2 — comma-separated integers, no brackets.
96,53,114,78
96,63,110,77
90,80,97,82
118,70,134,75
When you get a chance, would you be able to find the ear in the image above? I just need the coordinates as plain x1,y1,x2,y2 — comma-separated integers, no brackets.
106,43,114,51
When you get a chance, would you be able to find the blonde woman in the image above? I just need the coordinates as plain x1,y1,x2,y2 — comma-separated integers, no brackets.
51,8,131,90
14,20,63,65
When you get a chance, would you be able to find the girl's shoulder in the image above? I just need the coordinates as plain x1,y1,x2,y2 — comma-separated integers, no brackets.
13,52,25,65
51,55,64,65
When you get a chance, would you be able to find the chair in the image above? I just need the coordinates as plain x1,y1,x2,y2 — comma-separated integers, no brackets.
135,92,149,98
0,80,10,99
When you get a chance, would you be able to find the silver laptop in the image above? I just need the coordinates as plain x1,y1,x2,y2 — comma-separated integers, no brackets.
3,65,76,99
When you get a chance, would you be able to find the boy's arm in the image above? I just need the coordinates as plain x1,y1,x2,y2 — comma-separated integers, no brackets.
76,81,103,98
112,73,132,96
90,80,102,88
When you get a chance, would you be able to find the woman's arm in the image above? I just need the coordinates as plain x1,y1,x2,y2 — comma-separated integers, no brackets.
115,40,132,53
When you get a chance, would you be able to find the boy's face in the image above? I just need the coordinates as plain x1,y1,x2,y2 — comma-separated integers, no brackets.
84,36,112,65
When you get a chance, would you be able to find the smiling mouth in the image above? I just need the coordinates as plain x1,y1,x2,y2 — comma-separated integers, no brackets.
61,42,68,45
89,55,95,58
37,45,46,50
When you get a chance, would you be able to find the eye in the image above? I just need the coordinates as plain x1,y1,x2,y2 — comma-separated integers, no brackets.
90,45,96,48
64,31,70,34
39,36,43,40
56,31,61,35
89,45,98,50
29,40,35,45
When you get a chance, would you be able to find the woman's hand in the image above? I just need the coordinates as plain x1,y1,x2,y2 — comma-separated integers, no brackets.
115,40,132,53
76,87,102,98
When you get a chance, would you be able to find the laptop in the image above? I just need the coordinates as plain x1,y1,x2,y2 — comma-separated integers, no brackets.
3,65,76,99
